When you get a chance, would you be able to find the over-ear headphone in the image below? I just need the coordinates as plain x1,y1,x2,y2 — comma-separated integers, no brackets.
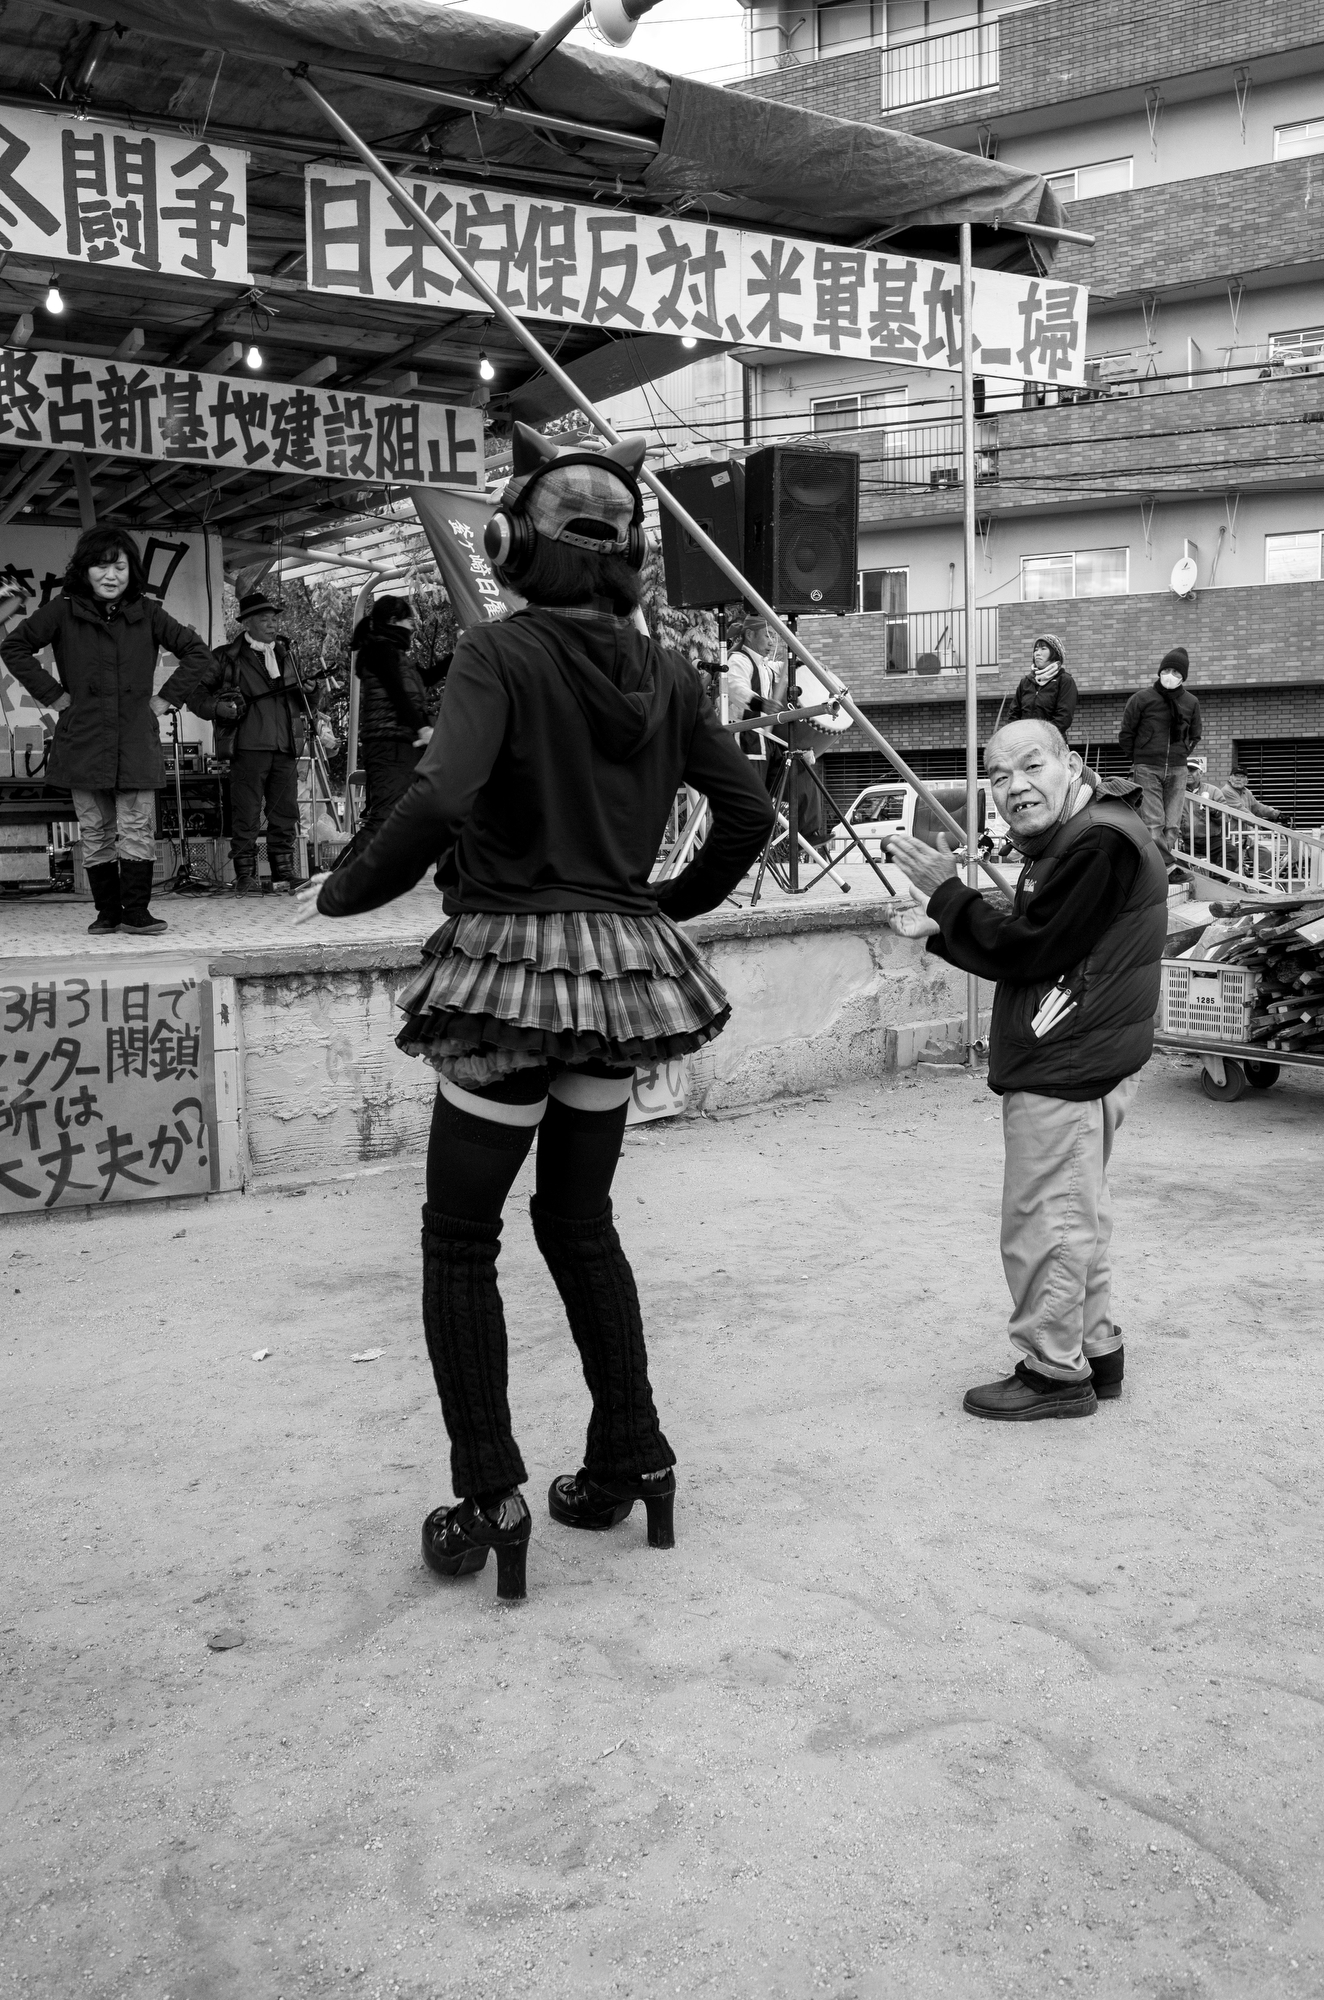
483,451,647,581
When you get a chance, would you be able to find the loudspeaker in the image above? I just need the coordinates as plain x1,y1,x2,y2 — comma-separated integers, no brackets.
742,447,859,613
656,461,745,608
156,775,231,839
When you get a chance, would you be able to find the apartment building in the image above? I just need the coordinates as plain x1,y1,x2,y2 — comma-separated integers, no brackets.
631,0,1324,819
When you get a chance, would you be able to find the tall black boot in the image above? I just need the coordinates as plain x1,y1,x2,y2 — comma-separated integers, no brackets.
420,1205,528,1499
530,1196,675,1484
118,858,167,934
85,861,121,934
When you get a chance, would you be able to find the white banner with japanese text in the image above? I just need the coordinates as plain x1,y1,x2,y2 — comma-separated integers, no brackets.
0,959,221,1215
0,347,485,490
0,108,249,284
305,170,1087,387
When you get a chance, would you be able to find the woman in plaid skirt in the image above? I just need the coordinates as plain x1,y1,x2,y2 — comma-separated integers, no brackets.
306,424,774,1600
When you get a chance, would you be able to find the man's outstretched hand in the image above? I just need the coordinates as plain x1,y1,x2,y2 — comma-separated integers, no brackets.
884,831,963,900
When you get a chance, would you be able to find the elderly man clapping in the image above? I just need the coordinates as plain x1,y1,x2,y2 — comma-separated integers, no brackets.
886,721,1168,1422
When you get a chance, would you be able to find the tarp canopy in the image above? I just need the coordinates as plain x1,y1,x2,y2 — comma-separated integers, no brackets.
0,1,1069,582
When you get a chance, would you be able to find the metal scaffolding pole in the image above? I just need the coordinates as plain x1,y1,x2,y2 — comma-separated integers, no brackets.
959,224,982,1061
291,71,1012,894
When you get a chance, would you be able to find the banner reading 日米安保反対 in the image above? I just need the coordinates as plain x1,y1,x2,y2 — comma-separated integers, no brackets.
304,169,1088,388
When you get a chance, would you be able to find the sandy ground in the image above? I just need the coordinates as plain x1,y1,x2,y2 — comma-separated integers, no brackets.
3,1050,1323,2000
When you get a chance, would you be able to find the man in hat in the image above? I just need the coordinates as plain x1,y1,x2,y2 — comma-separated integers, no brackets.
1117,646,1202,873
186,591,306,893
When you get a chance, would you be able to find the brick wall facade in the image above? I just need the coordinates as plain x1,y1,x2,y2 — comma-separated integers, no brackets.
735,0,1324,138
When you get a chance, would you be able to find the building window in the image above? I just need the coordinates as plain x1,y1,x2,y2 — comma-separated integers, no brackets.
1265,531,1323,584
1045,157,1133,203
1275,119,1324,162
885,0,986,45
817,0,883,56
859,566,910,673
1021,548,1128,599
812,395,861,433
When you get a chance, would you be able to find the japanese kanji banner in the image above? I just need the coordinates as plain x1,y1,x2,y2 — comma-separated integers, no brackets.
408,489,523,630
305,170,1088,387
0,108,248,284
0,347,486,490
0,959,221,1215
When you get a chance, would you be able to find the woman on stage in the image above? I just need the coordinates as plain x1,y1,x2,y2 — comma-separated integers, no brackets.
303,426,774,1600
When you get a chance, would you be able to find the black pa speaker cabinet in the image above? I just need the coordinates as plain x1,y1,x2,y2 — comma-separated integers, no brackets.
656,460,745,608
742,446,859,613
156,775,231,840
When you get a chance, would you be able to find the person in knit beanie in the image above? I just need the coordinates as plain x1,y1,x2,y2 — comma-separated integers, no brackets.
1008,632,1078,736
1117,646,1202,872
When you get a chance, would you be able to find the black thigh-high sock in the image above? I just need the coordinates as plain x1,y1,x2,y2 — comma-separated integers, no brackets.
426,1073,545,1220
533,1095,629,1219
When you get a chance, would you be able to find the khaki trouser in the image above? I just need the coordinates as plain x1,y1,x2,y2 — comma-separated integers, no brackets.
1000,1075,1140,1382
71,788,157,867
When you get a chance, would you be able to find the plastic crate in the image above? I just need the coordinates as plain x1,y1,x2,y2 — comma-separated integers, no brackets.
1159,960,1255,1043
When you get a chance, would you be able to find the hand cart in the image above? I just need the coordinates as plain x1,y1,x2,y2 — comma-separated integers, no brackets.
1156,902,1324,1100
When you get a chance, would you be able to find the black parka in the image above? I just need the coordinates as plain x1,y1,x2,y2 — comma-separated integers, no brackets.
0,590,214,791
1008,667,1078,736
186,633,307,758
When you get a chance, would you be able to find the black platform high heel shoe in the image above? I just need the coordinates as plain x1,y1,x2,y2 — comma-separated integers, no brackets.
421,1489,531,1600
547,1469,676,1549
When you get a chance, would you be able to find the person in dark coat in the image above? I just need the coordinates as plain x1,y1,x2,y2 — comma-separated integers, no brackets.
296,423,775,1601
887,719,1167,1422
1007,633,1078,737
0,527,215,934
185,591,308,893
339,596,450,865
1117,645,1202,871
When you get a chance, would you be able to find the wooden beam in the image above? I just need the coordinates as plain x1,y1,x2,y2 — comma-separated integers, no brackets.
0,452,69,526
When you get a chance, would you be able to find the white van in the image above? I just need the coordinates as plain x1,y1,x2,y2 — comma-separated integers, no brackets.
825,779,1010,871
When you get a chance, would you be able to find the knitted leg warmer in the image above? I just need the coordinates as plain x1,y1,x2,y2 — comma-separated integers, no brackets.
529,1195,674,1481
421,1204,528,1499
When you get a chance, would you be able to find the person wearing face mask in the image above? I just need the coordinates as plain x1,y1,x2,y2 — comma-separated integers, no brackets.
334,595,451,866
186,591,306,894
0,527,216,935
1117,647,1202,872
1007,633,1078,737
885,719,1167,1422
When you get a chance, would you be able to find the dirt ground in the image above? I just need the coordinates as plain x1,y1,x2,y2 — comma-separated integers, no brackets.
3,1050,1323,2000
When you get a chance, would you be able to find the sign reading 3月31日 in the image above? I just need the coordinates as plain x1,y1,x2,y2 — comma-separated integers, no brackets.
0,347,485,489
305,169,1088,387
0,961,223,1215
0,107,249,284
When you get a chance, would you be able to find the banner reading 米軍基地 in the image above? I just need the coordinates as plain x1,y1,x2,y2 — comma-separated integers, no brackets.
305,170,1088,388
0,108,249,285
0,348,485,490
0,959,228,1216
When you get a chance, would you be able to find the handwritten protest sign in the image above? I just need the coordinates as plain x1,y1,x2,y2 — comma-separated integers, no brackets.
0,108,248,284
0,959,221,1215
306,170,1088,387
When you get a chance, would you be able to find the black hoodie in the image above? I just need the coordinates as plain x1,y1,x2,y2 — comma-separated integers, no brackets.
318,605,774,921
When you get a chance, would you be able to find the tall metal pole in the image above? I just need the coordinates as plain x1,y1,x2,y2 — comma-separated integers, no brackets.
291,72,1012,894
959,225,982,1059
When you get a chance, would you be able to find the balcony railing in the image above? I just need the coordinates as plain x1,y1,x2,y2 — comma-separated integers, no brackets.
1173,796,1324,896
882,23,999,111
875,417,999,488
854,607,1000,675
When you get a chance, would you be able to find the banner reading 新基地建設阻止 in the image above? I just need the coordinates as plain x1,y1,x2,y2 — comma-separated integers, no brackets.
0,348,484,490
305,170,1088,388
0,107,249,285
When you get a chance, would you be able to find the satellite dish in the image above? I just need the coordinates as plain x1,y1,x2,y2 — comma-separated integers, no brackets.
587,0,661,46
1170,556,1198,598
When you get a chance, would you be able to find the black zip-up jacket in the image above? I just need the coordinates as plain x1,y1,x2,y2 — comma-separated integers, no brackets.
318,606,775,922
1118,682,1202,770
1008,666,1078,736
187,634,306,758
926,798,1168,1099
354,623,448,745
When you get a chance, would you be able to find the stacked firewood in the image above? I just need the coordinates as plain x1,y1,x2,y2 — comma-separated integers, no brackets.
1213,909,1324,1052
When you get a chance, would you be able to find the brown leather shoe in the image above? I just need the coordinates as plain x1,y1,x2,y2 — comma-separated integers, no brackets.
963,1361,1097,1421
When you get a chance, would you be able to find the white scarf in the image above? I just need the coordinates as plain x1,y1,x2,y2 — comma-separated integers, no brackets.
251,638,281,679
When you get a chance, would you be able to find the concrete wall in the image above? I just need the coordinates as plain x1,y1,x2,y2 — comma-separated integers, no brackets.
227,906,985,1183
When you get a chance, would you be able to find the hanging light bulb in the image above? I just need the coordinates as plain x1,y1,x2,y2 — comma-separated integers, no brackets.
45,275,64,314
478,350,495,383
245,341,263,370
680,335,698,350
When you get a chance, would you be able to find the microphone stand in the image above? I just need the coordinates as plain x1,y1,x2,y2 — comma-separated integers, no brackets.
166,708,214,895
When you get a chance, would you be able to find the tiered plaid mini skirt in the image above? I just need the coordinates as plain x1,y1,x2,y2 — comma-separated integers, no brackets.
395,909,731,1087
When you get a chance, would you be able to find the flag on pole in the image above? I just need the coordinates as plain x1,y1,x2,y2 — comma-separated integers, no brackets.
408,488,524,631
